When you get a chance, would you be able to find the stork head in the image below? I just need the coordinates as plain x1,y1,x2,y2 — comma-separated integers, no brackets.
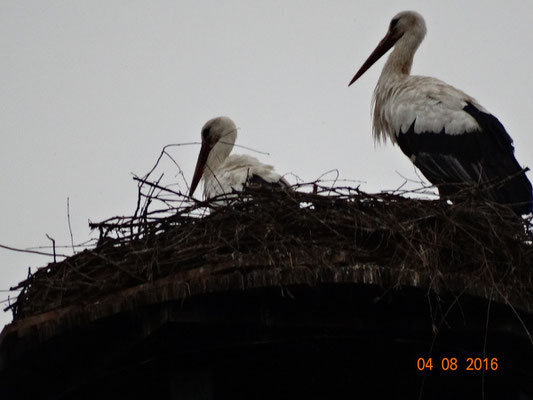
189,116,238,197
348,10,427,86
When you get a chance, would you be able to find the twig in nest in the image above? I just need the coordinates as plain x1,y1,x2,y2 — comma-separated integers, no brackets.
0,242,67,258
45,234,57,263
67,197,75,255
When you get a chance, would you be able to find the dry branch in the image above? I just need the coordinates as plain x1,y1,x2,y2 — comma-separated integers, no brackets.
6,179,533,322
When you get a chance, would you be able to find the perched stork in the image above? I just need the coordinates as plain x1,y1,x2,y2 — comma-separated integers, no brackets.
349,10,532,215
189,116,289,199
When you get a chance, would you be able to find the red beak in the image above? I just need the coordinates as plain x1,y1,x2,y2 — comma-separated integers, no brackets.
348,31,398,86
189,142,211,197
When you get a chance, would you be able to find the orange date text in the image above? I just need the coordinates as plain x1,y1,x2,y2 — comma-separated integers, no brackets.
417,357,498,371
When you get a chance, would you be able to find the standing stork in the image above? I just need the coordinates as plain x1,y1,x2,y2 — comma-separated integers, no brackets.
189,116,289,199
349,10,532,215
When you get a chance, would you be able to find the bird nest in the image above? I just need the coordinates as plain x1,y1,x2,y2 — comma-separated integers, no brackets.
6,180,533,322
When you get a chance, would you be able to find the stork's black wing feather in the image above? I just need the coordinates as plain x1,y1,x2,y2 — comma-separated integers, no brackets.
246,174,290,190
396,103,532,215
463,103,532,214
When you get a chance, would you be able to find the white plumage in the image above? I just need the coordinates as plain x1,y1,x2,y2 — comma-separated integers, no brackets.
189,116,288,200
374,76,483,141
201,154,286,199
349,10,532,215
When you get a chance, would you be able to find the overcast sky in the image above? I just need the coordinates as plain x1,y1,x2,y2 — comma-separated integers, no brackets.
1,0,532,329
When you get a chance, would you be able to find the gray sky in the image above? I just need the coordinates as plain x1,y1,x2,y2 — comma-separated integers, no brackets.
1,0,532,329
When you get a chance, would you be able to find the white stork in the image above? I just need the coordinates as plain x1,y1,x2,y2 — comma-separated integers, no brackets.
189,116,289,199
349,10,532,215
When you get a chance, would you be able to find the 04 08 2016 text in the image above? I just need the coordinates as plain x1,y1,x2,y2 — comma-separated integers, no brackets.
416,357,499,371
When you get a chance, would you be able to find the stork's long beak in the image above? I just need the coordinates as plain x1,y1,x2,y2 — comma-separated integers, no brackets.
348,31,398,86
189,142,211,197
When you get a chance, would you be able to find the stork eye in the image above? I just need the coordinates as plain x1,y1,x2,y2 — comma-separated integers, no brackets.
390,18,399,28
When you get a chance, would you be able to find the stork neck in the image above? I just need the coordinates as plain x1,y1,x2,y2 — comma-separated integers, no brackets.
372,34,422,144
204,139,234,176
381,31,424,80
